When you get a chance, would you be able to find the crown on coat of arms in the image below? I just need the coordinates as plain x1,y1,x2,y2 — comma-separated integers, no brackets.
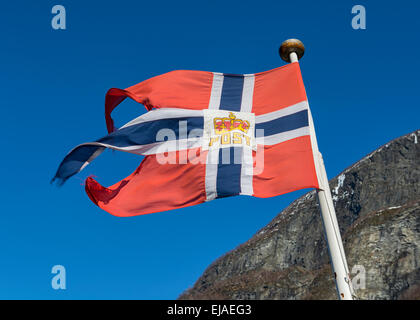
213,112,250,134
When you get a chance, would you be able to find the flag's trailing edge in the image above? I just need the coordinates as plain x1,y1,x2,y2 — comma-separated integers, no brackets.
53,63,321,216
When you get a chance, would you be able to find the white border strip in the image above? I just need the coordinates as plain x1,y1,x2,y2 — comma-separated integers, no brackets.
240,75,255,113
205,72,224,200
74,137,203,156
239,74,255,195
73,137,204,173
205,148,219,201
257,126,310,146
120,108,204,129
240,146,254,196
207,73,224,110
255,100,308,124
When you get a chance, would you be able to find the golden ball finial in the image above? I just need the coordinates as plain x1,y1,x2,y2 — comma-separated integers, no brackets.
279,39,305,62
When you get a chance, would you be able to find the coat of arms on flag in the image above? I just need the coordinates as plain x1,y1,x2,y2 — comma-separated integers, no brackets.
53,62,321,217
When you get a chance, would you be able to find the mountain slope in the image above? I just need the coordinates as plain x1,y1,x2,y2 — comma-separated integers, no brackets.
179,130,420,300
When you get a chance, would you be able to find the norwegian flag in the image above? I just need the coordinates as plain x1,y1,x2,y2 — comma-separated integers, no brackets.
53,63,321,217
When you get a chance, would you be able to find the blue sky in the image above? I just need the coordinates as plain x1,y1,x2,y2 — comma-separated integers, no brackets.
0,1,419,299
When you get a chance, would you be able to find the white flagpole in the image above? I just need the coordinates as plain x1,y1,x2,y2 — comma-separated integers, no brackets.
279,39,355,300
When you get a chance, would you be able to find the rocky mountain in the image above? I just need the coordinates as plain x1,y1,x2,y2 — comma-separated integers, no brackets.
179,130,420,300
